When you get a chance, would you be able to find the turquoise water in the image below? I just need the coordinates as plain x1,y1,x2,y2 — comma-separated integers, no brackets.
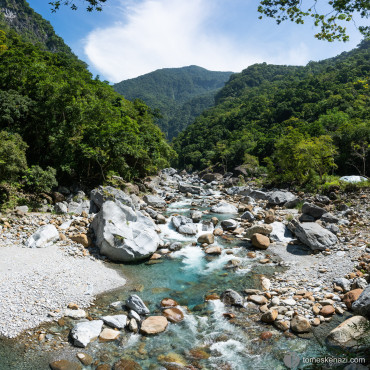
0,196,339,369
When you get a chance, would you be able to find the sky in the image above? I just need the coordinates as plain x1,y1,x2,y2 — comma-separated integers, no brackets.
28,0,364,83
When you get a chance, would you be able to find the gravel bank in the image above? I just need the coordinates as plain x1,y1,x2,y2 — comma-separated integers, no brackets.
0,243,125,338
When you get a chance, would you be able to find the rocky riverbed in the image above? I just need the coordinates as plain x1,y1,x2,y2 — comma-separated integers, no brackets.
0,169,369,369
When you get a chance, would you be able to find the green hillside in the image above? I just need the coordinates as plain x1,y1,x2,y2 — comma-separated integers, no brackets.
113,66,233,139
174,40,370,183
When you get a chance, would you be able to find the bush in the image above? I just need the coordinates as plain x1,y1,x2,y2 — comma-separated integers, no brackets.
23,165,58,193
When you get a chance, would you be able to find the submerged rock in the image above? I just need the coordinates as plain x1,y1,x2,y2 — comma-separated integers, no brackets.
140,316,168,335
163,308,184,323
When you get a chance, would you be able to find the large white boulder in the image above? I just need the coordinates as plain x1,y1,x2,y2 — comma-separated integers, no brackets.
210,202,238,214
70,320,103,347
91,201,160,262
26,224,59,248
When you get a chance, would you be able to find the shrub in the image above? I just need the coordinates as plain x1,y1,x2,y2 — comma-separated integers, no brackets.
23,165,57,193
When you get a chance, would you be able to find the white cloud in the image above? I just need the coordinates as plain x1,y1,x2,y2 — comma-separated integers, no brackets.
83,0,313,82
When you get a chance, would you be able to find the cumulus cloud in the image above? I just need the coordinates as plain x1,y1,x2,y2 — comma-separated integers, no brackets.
84,0,309,82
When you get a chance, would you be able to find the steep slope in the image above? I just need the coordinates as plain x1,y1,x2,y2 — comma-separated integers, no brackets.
114,65,233,139
0,0,74,56
174,40,370,176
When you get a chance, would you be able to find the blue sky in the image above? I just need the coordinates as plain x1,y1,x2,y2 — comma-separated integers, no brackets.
29,0,364,83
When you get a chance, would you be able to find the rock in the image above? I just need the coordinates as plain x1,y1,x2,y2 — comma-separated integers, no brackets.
49,360,82,370
169,242,182,251
91,201,160,262
213,228,223,236
244,224,272,238
113,358,142,370
190,210,202,223
327,316,369,347
264,211,275,224
202,173,223,183
352,285,370,317
241,211,255,222
269,222,293,243
302,202,326,219
178,182,201,194
90,185,134,210
261,277,271,291
274,321,290,331
221,289,243,306
76,353,93,366
315,194,330,205
211,217,219,226
320,305,335,316
321,213,339,224
128,318,138,333
205,246,222,255
70,234,91,248
251,233,270,249
260,331,273,340
261,309,278,323
64,309,87,320
101,315,127,329
355,278,368,290
197,233,214,244
163,308,184,323
299,214,315,222
343,289,364,309
129,310,141,322
249,190,268,200
210,202,238,214
125,295,150,315
220,219,238,231
339,175,367,183
288,220,337,250
161,298,178,308
26,224,59,248
156,214,166,224
171,215,197,235
282,298,296,306
333,278,352,293
284,198,301,208
70,320,103,347
140,316,168,335
267,191,297,205
99,328,120,342
54,202,68,214
290,315,311,333
248,295,268,305
143,195,166,208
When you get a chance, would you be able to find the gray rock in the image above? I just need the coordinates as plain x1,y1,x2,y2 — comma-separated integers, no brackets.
101,315,127,329
302,202,326,219
54,202,68,214
15,205,29,213
244,224,273,238
210,202,238,214
267,191,297,205
241,211,255,222
315,194,330,205
221,289,243,306
269,222,293,243
171,215,197,235
146,208,158,219
354,278,368,290
190,210,202,223
70,320,103,347
161,168,177,176
249,190,268,200
339,175,367,183
143,195,166,208
321,213,339,223
352,285,370,317
26,224,59,248
221,219,238,230
299,214,315,222
90,186,134,210
169,242,182,251
288,220,337,250
202,173,223,183
178,223,197,235
125,295,150,315
91,201,160,262
326,224,340,234
128,310,142,322
68,200,91,214
178,182,201,194
284,198,301,208
333,278,351,293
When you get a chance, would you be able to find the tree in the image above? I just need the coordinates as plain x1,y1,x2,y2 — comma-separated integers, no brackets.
49,0,106,12
258,0,370,41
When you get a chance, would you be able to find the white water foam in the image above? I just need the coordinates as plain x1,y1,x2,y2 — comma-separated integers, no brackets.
171,245,205,271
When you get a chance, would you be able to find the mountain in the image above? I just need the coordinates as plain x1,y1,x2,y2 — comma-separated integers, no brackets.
114,66,233,139
0,0,74,56
173,40,370,177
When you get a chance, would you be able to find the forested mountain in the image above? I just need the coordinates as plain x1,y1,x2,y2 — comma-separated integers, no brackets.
114,66,232,139
0,0,74,56
173,40,370,183
0,4,174,191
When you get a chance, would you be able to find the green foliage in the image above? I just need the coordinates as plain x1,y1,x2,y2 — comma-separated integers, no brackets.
0,27,174,186
174,40,370,183
23,165,58,193
257,0,370,42
0,131,28,182
49,0,106,12
114,66,232,140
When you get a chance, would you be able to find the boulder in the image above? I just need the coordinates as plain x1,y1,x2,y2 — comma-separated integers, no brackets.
343,289,363,309
163,308,184,323
352,285,370,317
190,210,202,223
70,320,103,347
241,211,255,222
101,315,127,329
333,278,352,293
161,298,178,308
321,213,339,224
202,173,223,183
178,182,201,194
210,202,238,214
220,219,238,231
197,233,214,244
125,295,150,315
99,328,120,342
249,190,268,200
269,222,293,243
140,316,168,335
54,202,68,214
26,224,59,248
143,195,166,208
327,316,369,347
251,233,270,250
90,186,134,210
288,220,337,250
221,289,243,306
205,246,222,255
267,191,297,205
302,202,326,219
261,309,278,323
244,224,272,238
91,201,160,262
320,305,335,316
290,315,311,333
339,176,367,183
248,295,268,305
49,360,82,370
171,215,197,235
